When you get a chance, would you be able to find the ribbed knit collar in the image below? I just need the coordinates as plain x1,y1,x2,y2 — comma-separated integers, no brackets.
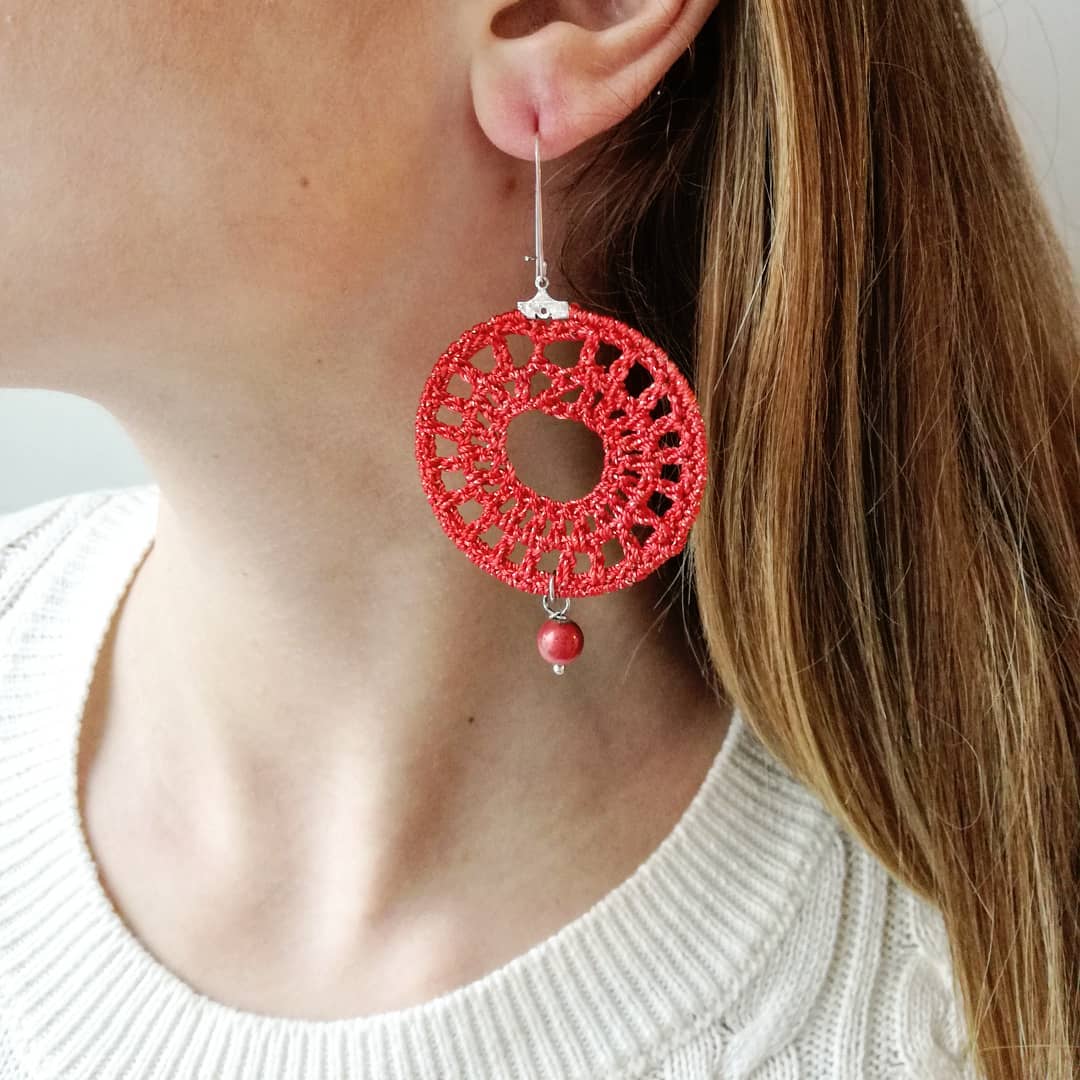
0,485,836,1080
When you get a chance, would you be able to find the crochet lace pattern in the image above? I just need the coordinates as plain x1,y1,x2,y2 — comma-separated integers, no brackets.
415,305,707,598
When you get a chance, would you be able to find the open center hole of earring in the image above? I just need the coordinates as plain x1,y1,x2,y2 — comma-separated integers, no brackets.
506,410,604,503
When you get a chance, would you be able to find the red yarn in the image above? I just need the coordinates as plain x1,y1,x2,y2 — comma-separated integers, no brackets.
415,304,707,599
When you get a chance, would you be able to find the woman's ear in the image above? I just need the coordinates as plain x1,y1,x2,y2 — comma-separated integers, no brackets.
469,0,717,160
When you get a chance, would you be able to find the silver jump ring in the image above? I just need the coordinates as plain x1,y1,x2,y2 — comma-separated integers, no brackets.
542,573,570,620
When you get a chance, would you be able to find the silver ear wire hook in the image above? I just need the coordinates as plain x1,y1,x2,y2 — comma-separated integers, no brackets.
517,129,570,321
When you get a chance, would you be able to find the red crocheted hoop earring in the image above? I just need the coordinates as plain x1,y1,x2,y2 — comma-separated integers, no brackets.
415,132,707,674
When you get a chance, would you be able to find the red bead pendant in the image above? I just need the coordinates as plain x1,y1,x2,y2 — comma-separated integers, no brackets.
537,617,584,675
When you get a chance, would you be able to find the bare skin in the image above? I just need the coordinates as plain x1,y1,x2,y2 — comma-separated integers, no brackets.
79,562,732,1016
5,0,730,1019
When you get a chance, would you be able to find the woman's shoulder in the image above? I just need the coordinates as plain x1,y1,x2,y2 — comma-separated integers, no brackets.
702,812,978,1078
0,484,157,649
0,486,101,562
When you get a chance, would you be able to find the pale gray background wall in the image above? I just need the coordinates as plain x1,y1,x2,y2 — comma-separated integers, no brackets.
1,0,1077,513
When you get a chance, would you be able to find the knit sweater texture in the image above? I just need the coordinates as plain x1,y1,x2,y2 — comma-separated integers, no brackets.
0,484,978,1079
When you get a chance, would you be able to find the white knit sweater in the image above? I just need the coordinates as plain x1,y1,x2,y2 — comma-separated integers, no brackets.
0,484,979,1080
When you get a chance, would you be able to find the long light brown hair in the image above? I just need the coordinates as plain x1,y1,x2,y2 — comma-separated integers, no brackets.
556,2,1080,1076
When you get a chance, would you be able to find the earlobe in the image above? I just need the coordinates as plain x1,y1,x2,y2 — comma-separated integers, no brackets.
470,0,709,161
